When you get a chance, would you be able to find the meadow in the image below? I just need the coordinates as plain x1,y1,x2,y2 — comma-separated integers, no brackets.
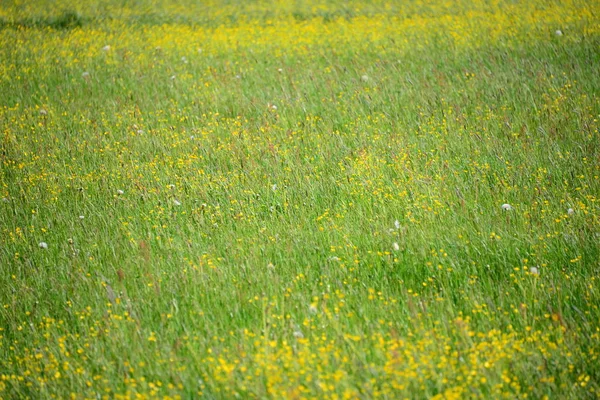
1,0,600,398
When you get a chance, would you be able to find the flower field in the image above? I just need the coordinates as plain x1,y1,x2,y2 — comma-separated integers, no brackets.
1,0,600,398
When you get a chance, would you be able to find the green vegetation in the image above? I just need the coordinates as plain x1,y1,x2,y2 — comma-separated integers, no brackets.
1,0,600,398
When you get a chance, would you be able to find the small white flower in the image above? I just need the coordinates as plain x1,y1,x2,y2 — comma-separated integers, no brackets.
39,109,48,116
173,199,181,206
116,189,124,195
293,329,304,339
329,256,340,262
101,45,111,51
392,242,400,251
79,215,85,219
235,74,241,79
267,262,275,270
394,220,401,229
361,75,369,82
309,304,318,314
2,197,8,202
170,75,176,80
181,56,188,64
555,30,563,36
567,208,574,215
190,135,196,140
271,104,278,110
168,184,176,189
277,68,283,72
82,71,90,78
271,184,277,191
39,242,48,249
501,203,513,211
529,266,539,275
136,129,144,135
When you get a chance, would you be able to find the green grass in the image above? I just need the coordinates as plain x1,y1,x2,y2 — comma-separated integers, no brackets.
1,0,600,398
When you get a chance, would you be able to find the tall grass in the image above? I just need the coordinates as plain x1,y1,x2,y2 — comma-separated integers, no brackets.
1,0,600,398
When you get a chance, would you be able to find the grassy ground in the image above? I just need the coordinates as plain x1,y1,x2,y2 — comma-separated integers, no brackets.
1,0,600,398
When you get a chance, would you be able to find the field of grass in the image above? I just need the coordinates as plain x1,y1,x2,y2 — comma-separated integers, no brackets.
1,0,600,398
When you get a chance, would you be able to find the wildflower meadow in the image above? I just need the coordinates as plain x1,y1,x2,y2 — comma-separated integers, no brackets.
1,0,600,398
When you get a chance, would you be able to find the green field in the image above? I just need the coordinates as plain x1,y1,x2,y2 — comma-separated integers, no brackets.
1,0,600,398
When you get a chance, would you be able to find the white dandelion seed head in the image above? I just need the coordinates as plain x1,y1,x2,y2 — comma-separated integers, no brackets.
39,242,48,249
394,220,401,229
361,75,369,82
392,242,400,251
173,199,181,206
39,109,48,116
555,30,563,36
116,189,124,195
529,266,539,275
271,104,278,110
501,203,513,211
567,208,574,215
101,45,111,51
